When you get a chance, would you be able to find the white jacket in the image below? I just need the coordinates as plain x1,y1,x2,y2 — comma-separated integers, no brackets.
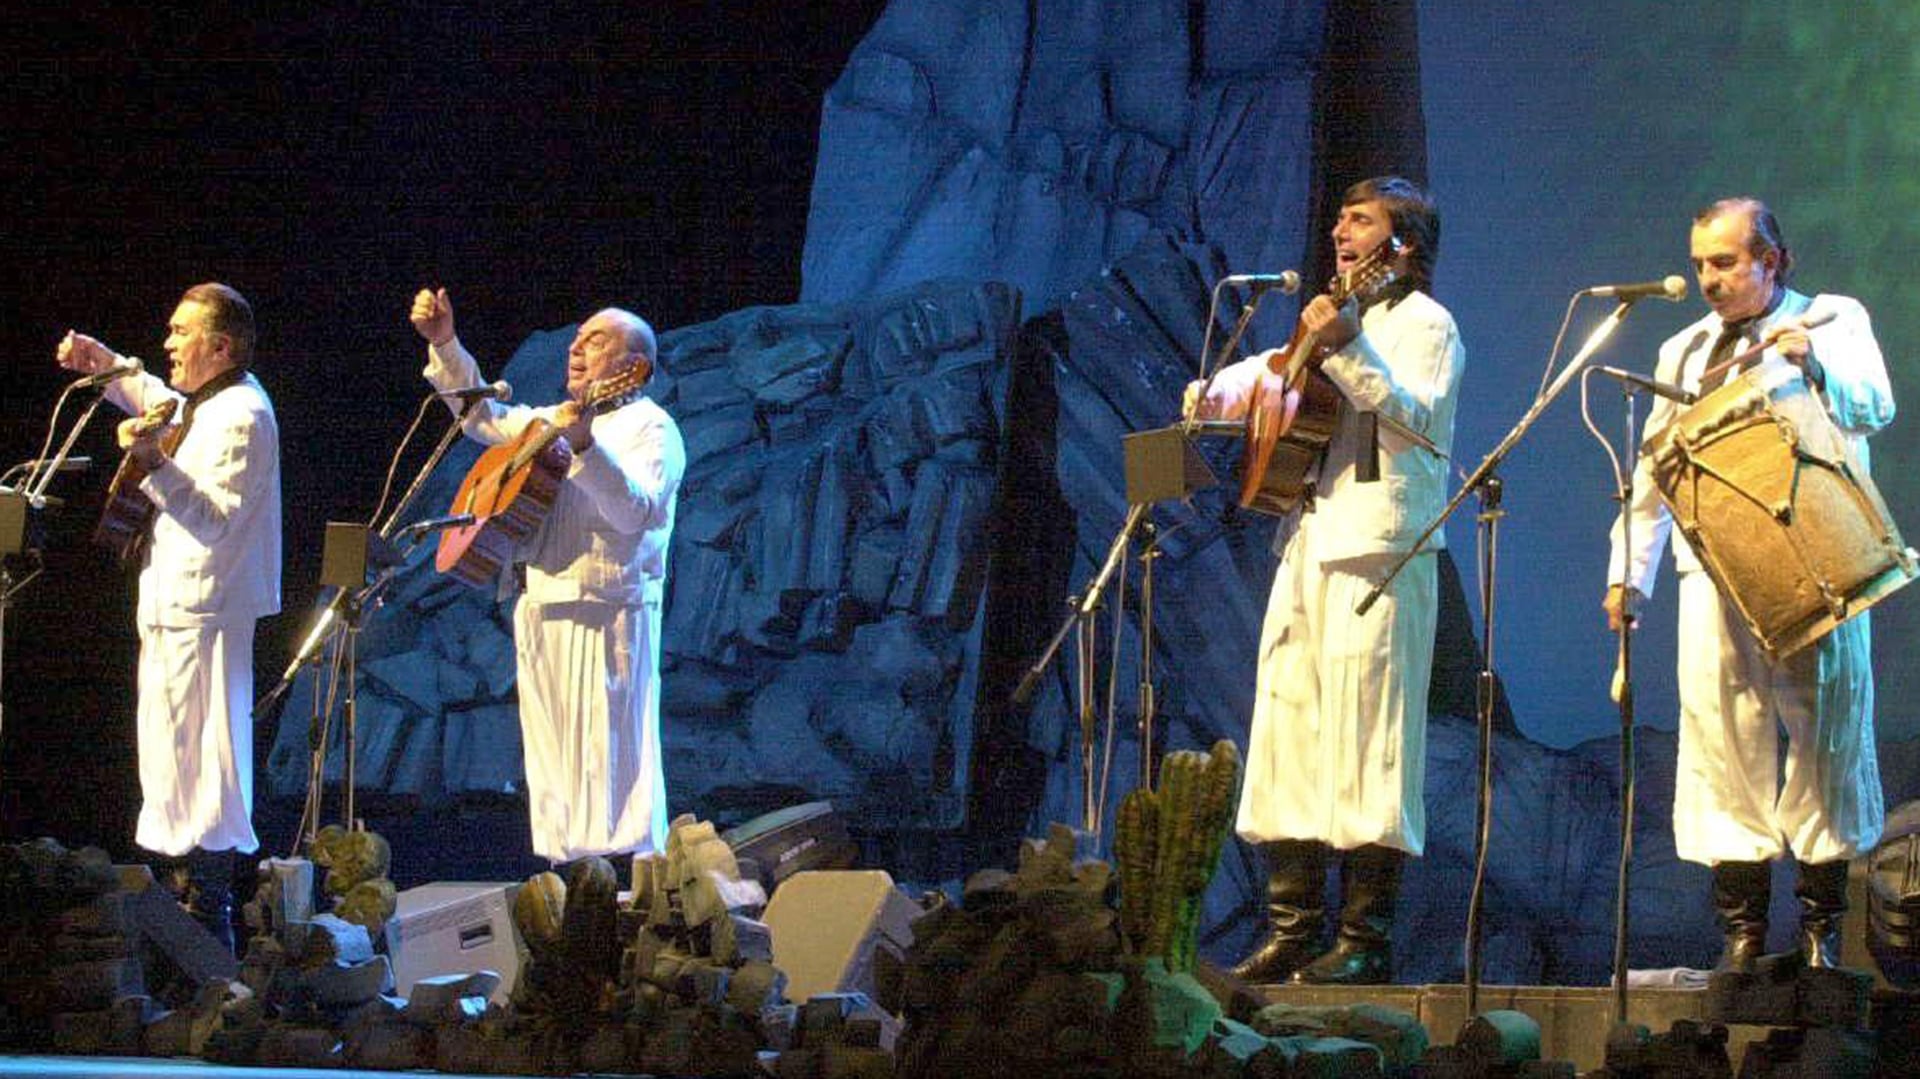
108,371,282,628
1196,289,1465,563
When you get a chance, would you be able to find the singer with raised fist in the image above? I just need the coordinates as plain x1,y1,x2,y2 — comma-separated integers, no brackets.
54,282,281,953
409,287,684,864
1603,197,1894,973
1184,177,1465,985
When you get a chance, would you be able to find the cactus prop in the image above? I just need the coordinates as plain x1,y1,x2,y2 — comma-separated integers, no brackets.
309,824,398,937
1114,739,1242,972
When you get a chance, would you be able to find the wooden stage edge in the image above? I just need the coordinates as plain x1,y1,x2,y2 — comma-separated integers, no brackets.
0,984,1812,1077
1209,978,1748,1073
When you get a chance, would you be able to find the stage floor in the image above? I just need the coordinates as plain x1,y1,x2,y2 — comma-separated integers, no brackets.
0,1059,513,1079
0,985,1765,1077
7,974,1896,1076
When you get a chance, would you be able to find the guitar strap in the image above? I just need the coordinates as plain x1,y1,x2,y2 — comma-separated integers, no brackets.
129,366,250,557
1355,414,1380,484
175,366,250,442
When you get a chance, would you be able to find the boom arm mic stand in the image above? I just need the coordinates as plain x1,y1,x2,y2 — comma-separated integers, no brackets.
1356,298,1645,1025
267,395,487,854
1579,361,1665,1029
1012,275,1268,836
1,381,117,795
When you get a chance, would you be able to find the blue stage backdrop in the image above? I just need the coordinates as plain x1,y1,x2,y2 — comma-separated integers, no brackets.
2,0,1917,986
1425,0,1920,757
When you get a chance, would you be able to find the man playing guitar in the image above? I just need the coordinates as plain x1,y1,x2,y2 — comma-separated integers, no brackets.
57,283,282,954
1186,177,1465,986
410,288,684,866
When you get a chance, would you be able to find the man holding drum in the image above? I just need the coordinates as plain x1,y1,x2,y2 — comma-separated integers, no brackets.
1604,197,1895,972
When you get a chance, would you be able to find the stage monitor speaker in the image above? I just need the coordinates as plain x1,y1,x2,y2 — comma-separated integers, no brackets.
387,882,524,1005
762,869,921,1005
721,801,859,894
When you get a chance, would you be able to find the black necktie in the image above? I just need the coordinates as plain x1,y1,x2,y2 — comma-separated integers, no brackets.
1698,321,1750,394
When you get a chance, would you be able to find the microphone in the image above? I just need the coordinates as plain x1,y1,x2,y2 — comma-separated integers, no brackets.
435,380,512,402
1223,270,1303,295
398,513,476,541
1581,276,1688,302
1593,366,1696,405
72,357,143,388
14,456,92,473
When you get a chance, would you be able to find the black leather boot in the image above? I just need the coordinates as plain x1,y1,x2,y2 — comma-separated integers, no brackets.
1794,858,1848,969
1229,840,1328,984
1712,860,1771,974
185,848,236,956
1292,844,1403,986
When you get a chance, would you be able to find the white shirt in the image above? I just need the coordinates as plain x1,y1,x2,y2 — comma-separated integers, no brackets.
425,337,684,606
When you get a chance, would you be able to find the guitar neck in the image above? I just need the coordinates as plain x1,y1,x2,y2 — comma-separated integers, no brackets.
1261,254,1382,379
509,423,567,474
504,388,635,473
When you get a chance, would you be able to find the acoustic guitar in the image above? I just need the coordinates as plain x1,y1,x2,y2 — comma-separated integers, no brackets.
94,399,181,562
435,365,651,589
1237,240,1400,516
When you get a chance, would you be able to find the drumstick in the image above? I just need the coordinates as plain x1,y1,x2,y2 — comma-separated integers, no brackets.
1696,308,1838,386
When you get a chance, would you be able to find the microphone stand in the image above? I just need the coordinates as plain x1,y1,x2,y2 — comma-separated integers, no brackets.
1180,281,1274,439
264,398,481,710
1136,522,1163,788
0,502,43,799
1608,383,1642,1030
1013,502,1151,836
271,396,485,853
24,391,111,508
0,558,19,797
1581,362,1687,1029
2,383,115,797
1355,298,1643,1021
1012,274,1283,831
290,524,454,851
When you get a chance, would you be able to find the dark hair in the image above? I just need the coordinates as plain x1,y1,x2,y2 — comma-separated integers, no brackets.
181,282,256,366
1694,197,1794,284
1343,176,1441,292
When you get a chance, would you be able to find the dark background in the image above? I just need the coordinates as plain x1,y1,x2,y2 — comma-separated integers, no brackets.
0,3,889,862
